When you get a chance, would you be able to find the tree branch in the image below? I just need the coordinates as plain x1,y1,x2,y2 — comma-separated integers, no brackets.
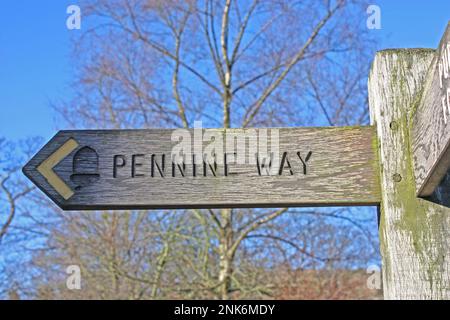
242,2,343,127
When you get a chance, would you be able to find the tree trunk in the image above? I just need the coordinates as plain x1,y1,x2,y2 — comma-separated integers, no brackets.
218,208,233,299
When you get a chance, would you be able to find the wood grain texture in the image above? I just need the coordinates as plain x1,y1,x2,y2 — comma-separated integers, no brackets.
23,127,380,210
369,49,450,299
412,22,450,196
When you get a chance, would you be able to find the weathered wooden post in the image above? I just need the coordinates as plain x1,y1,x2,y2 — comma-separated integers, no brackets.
369,24,450,299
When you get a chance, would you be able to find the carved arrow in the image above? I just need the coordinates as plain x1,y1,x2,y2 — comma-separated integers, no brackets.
35,138,79,200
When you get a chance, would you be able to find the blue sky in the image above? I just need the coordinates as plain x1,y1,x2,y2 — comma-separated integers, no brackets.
0,1,449,141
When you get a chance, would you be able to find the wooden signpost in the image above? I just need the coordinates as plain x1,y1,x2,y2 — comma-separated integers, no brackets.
23,127,380,210
412,23,450,196
368,23,450,300
22,22,450,300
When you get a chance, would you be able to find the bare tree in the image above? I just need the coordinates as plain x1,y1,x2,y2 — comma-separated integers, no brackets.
0,138,39,244
19,0,380,300
0,137,48,299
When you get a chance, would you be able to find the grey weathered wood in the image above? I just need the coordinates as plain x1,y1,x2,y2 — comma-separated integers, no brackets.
23,127,380,210
412,22,450,196
369,49,450,299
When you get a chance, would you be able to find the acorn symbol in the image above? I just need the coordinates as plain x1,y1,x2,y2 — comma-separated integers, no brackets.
70,146,100,190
